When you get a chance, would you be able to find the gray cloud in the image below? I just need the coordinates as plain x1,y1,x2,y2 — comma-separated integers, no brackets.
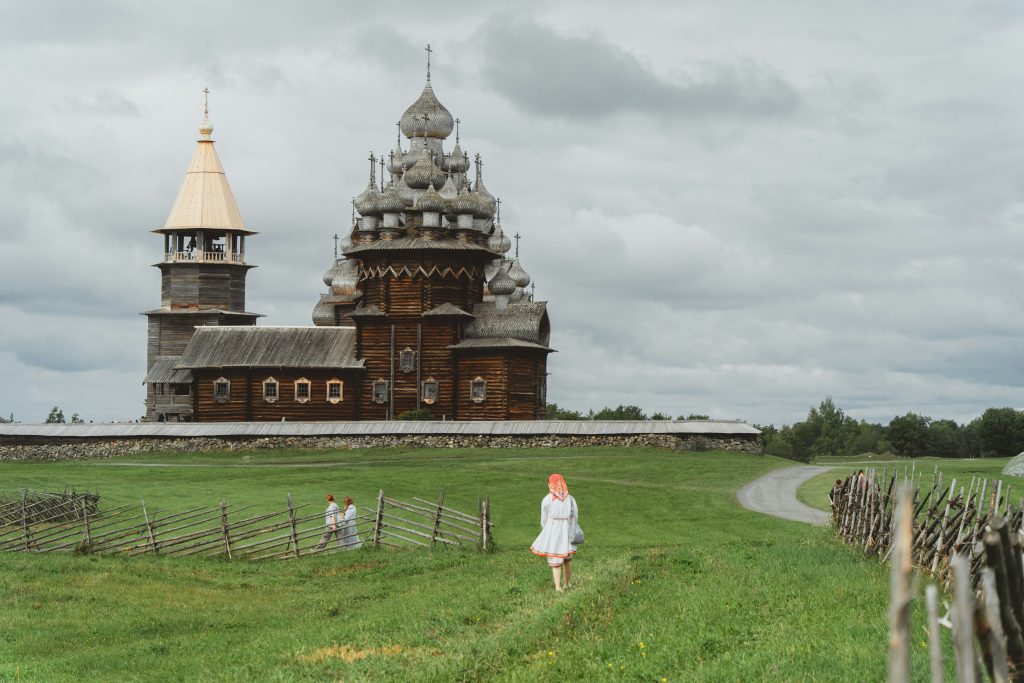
478,18,799,119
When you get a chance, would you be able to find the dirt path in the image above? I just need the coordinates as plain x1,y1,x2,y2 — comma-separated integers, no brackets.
737,465,834,526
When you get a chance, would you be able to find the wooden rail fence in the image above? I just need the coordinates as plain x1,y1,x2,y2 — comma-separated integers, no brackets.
832,467,1024,681
0,488,492,560
0,488,99,525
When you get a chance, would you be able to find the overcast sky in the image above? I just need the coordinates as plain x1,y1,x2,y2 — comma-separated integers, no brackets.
1,0,1022,425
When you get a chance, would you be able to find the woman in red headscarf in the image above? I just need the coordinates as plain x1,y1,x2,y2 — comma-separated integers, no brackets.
529,473,581,592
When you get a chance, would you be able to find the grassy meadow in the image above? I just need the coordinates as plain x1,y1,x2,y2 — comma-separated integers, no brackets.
798,455,1013,512
0,447,944,681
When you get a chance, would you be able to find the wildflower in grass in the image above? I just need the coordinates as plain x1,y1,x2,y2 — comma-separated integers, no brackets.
547,651,555,657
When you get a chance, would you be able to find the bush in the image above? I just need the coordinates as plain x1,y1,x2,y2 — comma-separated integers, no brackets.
396,408,434,421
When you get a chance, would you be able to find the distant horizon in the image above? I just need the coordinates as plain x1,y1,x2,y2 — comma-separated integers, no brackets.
1,2,1022,426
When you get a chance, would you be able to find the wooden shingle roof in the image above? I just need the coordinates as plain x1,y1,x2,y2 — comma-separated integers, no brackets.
176,326,364,369
465,301,549,345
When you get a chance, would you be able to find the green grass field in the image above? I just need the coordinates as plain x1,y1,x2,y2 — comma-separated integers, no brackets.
798,456,1013,512
0,447,943,681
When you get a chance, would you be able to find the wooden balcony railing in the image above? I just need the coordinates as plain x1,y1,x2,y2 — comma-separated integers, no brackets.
164,251,245,264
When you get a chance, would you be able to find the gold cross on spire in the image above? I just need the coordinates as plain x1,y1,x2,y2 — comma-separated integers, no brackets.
425,43,432,80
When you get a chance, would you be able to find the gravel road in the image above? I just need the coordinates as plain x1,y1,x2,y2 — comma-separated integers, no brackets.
737,465,834,526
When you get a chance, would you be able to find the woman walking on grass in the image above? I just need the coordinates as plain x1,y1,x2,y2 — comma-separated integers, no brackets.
340,496,362,550
530,474,581,592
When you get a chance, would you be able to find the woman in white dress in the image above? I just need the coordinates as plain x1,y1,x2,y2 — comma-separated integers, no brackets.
339,496,362,550
529,474,580,592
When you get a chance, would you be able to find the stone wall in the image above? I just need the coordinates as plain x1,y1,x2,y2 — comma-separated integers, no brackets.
0,433,761,461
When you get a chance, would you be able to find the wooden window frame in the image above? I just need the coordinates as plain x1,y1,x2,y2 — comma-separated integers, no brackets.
399,348,416,374
470,377,487,404
213,377,230,403
294,377,311,404
326,379,344,404
421,378,439,405
372,379,389,404
262,377,279,403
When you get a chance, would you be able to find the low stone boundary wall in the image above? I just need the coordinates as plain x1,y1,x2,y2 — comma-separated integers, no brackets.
0,433,761,461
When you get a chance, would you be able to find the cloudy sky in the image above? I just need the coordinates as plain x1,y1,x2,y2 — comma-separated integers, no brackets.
1,0,1022,425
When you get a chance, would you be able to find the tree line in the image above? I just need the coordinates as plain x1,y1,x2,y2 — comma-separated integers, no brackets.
544,404,709,421
757,397,1024,462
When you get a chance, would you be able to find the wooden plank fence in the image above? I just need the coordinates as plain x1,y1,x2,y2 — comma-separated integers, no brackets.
0,487,492,561
832,468,1024,682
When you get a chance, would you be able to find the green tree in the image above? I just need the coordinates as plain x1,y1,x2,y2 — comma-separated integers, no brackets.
544,403,586,420
45,407,65,424
70,413,84,424
678,414,710,420
592,405,647,420
976,407,1024,457
888,412,931,456
650,412,672,420
926,419,963,458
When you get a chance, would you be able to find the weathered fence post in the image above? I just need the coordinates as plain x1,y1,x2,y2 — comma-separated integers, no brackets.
373,489,384,548
887,485,912,683
140,500,158,554
980,567,1010,683
925,584,944,683
431,488,445,546
219,499,232,560
951,554,979,683
81,497,91,548
20,489,32,551
287,494,300,558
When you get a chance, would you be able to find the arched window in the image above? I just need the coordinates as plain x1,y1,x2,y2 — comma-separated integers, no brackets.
294,378,311,403
326,379,344,404
213,377,230,403
372,379,389,404
470,377,487,404
262,377,279,403
400,348,416,374
421,378,439,405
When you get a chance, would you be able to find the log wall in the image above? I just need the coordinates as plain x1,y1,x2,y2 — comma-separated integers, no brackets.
192,369,361,422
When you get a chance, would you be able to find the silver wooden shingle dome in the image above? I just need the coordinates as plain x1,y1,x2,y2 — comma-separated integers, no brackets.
488,262,516,296
399,81,454,140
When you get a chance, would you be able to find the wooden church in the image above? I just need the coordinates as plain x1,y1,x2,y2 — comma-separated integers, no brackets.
144,62,552,422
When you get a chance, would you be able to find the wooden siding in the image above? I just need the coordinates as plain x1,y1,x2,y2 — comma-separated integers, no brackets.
453,353,509,421
192,368,360,422
160,263,249,311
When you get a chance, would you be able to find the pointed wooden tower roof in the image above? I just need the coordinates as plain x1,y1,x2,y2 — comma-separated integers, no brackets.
156,90,255,235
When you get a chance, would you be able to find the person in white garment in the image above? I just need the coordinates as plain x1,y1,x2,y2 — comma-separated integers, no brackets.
316,494,342,550
529,473,580,592
339,496,362,550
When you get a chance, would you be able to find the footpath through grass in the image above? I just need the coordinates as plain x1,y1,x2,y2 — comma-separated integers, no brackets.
0,447,934,681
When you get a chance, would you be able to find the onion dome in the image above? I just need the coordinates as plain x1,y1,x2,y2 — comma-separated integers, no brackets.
415,184,446,213
508,259,531,288
451,185,478,216
484,258,503,282
396,175,416,204
438,174,458,201
330,258,360,296
400,81,454,140
488,262,516,296
354,180,382,216
446,142,468,173
509,287,527,304
339,232,354,252
469,186,496,219
312,295,334,326
379,182,410,213
323,260,344,287
404,150,446,190
487,226,512,254
387,149,404,176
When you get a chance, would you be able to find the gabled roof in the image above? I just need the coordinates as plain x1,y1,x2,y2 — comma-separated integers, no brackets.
450,337,552,352
176,326,364,369
156,119,255,235
350,304,386,318
143,358,194,384
344,236,495,254
465,301,549,345
422,303,474,318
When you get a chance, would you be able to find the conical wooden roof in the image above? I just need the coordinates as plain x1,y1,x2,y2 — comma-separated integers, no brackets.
160,118,253,234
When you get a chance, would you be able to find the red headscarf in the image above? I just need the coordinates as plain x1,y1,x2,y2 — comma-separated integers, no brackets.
548,474,568,501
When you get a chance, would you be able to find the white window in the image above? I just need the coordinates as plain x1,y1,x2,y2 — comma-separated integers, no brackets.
326,379,343,404
294,378,311,403
263,377,278,403
400,348,416,374
421,378,439,405
372,379,389,404
213,377,230,403
470,377,487,404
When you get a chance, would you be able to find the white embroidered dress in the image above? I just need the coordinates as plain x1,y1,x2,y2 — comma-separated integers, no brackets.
530,494,579,560
340,504,362,549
